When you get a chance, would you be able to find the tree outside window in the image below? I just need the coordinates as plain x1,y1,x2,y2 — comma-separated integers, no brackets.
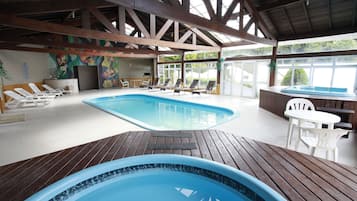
281,69,309,86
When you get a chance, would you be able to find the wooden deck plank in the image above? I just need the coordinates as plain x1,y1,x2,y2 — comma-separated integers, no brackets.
217,131,255,176
272,146,352,200
227,134,286,197
209,130,237,168
237,138,304,201
257,142,335,201
244,138,322,201
1,130,356,201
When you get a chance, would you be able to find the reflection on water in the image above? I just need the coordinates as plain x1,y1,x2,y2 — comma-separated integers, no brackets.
89,95,234,130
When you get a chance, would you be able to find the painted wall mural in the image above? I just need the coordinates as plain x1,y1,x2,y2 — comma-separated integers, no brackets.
48,37,120,88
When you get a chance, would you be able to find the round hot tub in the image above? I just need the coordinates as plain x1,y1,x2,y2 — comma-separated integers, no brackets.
27,154,286,201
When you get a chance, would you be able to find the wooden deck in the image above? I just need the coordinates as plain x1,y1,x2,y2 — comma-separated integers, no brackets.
1,130,357,201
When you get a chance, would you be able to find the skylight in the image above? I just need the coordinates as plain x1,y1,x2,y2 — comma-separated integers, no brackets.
209,31,241,43
190,0,210,19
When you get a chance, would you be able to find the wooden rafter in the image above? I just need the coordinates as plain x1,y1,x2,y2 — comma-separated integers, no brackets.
222,0,239,24
106,0,276,45
126,8,151,38
202,0,216,20
0,14,219,51
0,37,175,55
155,19,173,40
89,7,119,33
174,22,179,42
182,0,190,12
257,0,302,12
0,0,113,15
283,8,295,34
328,0,333,29
189,27,219,47
150,14,156,38
244,0,274,39
0,44,157,58
118,6,126,34
243,17,254,32
239,0,244,31
178,30,192,43
302,1,312,32
353,0,357,27
216,0,222,20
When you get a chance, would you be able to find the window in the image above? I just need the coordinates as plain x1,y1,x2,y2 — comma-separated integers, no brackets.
157,63,181,85
185,62,217,88
276,56,357,92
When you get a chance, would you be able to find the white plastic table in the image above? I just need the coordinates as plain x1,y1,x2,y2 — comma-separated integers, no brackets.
284,110,341,148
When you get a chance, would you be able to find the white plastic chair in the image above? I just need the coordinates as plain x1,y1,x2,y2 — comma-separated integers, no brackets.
29,83,61,97
4,90,49,109
42,84,67,95
120,80,129,88
14,88,55,101
285,98,316,148
295,127,348,162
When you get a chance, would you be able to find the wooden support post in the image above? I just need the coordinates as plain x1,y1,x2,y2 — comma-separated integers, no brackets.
216,51,221,95
118,6,125,34
181,51,185,86
269,44,278,86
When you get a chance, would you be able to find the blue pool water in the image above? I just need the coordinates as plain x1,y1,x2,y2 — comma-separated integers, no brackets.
84,94,235,130
27,155,286,201
281,86,355,97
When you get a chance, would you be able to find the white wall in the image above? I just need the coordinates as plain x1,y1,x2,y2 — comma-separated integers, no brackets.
0,50,50,85
119,58,153,78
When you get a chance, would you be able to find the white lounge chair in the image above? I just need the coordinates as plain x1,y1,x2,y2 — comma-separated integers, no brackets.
42,84,69,95
4,90,50,109
29,83,61,97
14,88,55,101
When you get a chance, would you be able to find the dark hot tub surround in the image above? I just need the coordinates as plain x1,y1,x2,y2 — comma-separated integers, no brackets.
259,87,356,130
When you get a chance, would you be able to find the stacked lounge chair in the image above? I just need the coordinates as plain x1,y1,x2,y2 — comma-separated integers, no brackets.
29,83,61,97
174,79,199,94
192,80,216,95
147,78,159,89
4,90,50,109
42,84,71,95
14,88,55,101
160,79,182,91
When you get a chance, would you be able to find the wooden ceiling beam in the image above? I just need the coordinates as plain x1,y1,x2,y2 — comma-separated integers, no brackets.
221,40,254,47
0,0,114,16
257,0,303,12
244,0,275,39
216,0,223,20
202,0,216,21
302,1,313,32
222,0,240,24
0,37,175,54
106,0,276,45
283,8,295,34
243,17,254,32
353,0,357,27
0,44,157,58
126,8,150,38
177,30,192,43
327,0,333,29
278,26,357,41
189,27,219,47
0,14,219,51
88,7,119,33
155,19,174,40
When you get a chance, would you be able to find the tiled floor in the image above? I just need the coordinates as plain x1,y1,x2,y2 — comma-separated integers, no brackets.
0,88,356,167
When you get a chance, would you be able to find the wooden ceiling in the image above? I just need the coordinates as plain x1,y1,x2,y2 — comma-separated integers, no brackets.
254,0,357,40
0,0,356,57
